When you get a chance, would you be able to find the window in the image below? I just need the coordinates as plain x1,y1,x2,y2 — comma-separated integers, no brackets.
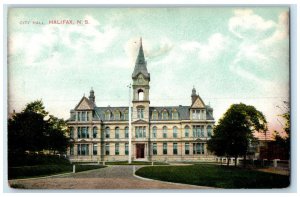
192,110,201,120
201,126,204,137
152,126,157,138
163,126,167,138
93,144,97,155
77,112,81,121
193,126,201,138
78,144,89,156
185,143,190,155
115,143,119,155
137,108,144,119
93,127,97,138
114,111,120,120
125,143,129,155
70,144,74,155
152,110,158,120
105,143,110,155
124,110,129,120
135,126,146,138
173,143,178,155
184,126,190,137
105,127,110,138
173,126,178,138
115,127,120,139
193,143,204,154
70,127,74,138
207,125,212,137
105,111,111,120
163,143,167,155
138,89,144,101
153,143,157,155
162,110,168,120
77,127,81,138
172,110,179,120
81,112,86,121
125,127,129,138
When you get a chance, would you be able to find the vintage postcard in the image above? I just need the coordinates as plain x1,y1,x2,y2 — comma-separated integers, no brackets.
7,6,290,190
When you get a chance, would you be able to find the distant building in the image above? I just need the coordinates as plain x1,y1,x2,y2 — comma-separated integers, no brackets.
67,38,215,162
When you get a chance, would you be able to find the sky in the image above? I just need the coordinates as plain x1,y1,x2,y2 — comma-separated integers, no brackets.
7,7,289,138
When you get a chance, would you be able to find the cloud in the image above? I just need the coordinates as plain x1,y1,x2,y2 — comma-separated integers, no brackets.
229,9,276,39
180,33,228,62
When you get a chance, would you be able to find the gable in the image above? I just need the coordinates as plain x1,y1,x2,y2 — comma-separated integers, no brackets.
132,119,148,124
75,97,93,110
191,97,205,108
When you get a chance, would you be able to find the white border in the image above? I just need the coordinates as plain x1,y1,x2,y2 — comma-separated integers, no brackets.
1,0,299,196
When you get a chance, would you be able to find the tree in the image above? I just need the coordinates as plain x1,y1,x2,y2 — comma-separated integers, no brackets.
207,103,267,166
8,100,68,158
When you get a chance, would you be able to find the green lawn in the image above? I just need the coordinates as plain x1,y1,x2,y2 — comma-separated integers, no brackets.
8,164,105,180
105,161,168,165
135,164,290,189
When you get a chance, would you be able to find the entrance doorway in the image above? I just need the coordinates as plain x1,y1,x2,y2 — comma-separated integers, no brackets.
136,144,145,159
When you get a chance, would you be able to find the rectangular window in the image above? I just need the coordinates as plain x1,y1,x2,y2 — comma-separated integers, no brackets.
115,143,119,155
193,126,201,138
70,144,74,155
125,127,129,138
193,143,204,154
77,127,81,138
135,126,146,138
152,127,157,138
81,112,86,122
201,126,204,137
115,128,120,139
125,143,129,155
185,143,190,155
105,143,110,155
93,127,97,138
163,143,167,155
153,143,157,155
192,110,201,120
93,144,97,155
80,144,89,156
173,143,178,155
86,127,89,138
77,112,81,121
77,144,81,155
70,127,74,138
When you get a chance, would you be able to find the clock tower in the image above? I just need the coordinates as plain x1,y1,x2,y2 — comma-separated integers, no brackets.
131,38,150,121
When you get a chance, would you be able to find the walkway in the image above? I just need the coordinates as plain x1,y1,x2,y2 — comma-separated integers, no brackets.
9,165,213,189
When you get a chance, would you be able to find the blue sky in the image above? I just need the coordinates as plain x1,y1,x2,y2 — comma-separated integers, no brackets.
8,7,289,136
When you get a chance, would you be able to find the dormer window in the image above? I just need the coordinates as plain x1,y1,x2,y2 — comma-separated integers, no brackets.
105,110,111,120
162,110,168,120
114,110,120,120
172,109,179,120
152,110,158,120
76,111,89,121
124,110,129,120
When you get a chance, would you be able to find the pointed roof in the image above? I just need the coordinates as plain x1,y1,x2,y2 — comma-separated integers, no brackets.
132,38,150,79
75,96,95,110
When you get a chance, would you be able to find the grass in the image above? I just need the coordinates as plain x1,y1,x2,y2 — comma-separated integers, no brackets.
8,164,105,180
105,161,168,165
135,164,290,189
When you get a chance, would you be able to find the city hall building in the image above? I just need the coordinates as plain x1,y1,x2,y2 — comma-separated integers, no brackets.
67,39,215,162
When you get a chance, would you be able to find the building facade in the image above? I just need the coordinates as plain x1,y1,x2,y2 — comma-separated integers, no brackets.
67,39,215,162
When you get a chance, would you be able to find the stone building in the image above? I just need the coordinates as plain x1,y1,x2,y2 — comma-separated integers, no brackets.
67,39,215,162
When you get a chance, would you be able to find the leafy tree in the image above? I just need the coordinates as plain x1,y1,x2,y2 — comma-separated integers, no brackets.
207,103,267,166
8,100,68,160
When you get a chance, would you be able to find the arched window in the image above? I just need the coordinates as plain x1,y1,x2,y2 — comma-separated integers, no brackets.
152,110,158,120
163,126,167,138
105,110,111,120
162,110,168,120
138,89,144,101
207,125,212,137
125,127,129,138
93,127,98,138
115,127,120,139
105,127,110,138
114,110,120,120
172,110,179,120
184,125,190,137
173,126,178,138
152,126,157,138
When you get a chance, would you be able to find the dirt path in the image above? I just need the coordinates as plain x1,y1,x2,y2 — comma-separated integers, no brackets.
9,165,213,190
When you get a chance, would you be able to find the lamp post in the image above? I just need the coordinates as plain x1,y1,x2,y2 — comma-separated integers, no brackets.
127,84,132,164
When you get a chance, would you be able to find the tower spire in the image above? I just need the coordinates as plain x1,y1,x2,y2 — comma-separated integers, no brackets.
132,37,150,80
